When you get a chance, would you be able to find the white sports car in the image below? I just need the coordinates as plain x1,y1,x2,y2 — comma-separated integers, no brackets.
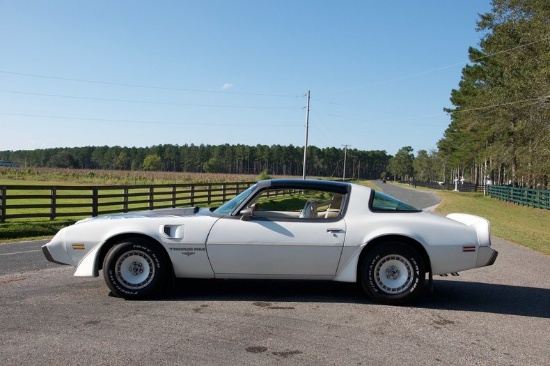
43,179,498,305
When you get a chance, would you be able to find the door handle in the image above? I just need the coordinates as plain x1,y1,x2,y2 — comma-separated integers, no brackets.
326,228,344,233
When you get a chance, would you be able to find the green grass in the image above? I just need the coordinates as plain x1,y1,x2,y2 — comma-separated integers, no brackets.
0,219,78,242
433,190,549,255
359,180,382,191
0,167,258,185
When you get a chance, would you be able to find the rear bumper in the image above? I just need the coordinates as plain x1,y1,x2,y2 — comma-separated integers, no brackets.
477,246,498,267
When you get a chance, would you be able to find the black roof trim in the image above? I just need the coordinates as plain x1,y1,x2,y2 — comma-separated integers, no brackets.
267,179,351,194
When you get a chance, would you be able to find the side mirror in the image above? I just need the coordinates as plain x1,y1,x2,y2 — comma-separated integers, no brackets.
239,207,253,221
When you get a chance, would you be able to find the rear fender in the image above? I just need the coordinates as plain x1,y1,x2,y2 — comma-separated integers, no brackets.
447,213,491,246
334,235,431,283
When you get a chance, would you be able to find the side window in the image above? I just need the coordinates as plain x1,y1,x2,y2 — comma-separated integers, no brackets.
370,191,421,212
249,188,344,220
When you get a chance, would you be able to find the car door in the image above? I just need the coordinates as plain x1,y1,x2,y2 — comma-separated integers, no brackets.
206,216,346,278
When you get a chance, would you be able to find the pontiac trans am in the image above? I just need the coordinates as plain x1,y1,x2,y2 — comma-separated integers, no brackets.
42,179,498,305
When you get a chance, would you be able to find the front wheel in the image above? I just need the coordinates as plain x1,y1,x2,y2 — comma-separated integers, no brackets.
103,238,169,299
360,242,425,305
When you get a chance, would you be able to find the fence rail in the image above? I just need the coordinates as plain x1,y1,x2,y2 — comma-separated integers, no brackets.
403,181,485,193
488,185,550,210
0,182,255,222
402,181,549,210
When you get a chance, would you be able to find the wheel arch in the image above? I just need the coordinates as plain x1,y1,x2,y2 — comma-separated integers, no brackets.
357,235,432,281
97,233,174,277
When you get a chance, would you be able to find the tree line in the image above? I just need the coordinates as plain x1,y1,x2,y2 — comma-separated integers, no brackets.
437,0,549,188
0,144,391,180
367,1,549,189
383,1,550,190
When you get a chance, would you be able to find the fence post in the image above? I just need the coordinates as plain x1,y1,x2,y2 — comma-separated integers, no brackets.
92,188,98,217
123,187,129,212
172,185,176,208
149,186,154,210
50,187,57,220
0,186,6,223
190,185,195,206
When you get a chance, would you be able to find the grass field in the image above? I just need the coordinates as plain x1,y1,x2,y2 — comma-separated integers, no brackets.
434,190,549,255
0,167,258,185
0,169,548,255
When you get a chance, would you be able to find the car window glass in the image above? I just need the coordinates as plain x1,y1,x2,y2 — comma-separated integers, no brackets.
214,184,257,215
248,188,344,219
370,191,420,212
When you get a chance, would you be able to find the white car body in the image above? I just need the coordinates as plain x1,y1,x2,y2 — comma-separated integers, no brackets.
43,179,497,305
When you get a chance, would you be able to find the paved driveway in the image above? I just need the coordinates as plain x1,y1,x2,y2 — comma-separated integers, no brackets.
373,180,441,209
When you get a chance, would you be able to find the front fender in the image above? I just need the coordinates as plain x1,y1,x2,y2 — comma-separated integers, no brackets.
74,243,103,277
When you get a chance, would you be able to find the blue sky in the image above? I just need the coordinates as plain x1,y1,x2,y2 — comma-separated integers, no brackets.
0,0,492,156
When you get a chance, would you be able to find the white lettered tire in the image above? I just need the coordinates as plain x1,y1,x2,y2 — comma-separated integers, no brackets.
103,237,169,299
361,242,425,305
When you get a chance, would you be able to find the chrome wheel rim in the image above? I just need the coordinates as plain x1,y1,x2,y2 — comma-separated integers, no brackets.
115,250,155,289
374,254,414,294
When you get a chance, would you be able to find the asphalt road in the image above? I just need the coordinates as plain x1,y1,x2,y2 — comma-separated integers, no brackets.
373,180,441,210
1,183,549,365
0,239,54,276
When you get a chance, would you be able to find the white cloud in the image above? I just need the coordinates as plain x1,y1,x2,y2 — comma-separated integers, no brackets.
221,83,234,90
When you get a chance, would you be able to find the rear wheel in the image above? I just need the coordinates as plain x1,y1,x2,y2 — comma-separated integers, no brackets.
360,242,425,305
103,238,169,299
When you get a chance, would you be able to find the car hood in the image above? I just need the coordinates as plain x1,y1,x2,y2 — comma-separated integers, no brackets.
74,206,203,224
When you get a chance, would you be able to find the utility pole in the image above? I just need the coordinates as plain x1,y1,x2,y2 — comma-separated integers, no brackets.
342,144,351,180
302,90,310,180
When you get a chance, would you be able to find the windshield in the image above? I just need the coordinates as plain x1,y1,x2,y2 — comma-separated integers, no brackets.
370,191,421,212
213,184,257,215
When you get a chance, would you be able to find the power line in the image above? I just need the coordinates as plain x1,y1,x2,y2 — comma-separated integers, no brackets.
319,35,550,95
0,70,300,98
312,95,548,127
446,95,548,114
0,112,303,127
316,110,446,126
0,89,301,110
470,35,550,62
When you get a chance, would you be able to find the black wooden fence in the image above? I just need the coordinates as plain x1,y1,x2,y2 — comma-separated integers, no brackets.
401,181,549,210
488,185,550,210
402,181,485,193
0,182,255,222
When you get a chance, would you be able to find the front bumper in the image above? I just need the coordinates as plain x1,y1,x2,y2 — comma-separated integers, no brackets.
42,244,70,266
